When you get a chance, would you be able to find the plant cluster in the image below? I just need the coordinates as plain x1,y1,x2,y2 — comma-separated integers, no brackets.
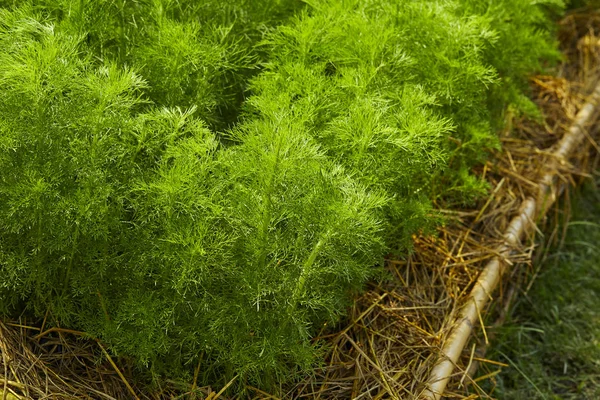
245,0,563,250
0,0,561,393
0,0,302,128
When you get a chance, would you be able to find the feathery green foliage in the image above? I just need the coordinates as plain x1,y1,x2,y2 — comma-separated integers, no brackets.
0,0,562,394
0,4,384,389
0,0,302,128
243,0,562,249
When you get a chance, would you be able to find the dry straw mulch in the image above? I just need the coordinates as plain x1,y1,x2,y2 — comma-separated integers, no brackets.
2,9,600,400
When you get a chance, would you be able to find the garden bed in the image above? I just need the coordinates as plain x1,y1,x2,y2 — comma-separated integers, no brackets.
1,4,599,400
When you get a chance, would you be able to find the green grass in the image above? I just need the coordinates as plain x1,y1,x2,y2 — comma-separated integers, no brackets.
479,175,600,399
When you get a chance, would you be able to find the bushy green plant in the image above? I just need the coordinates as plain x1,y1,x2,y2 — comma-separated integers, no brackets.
0,7,141,317
0,0,303,128
0,0,562,394
120,110,385,386
243,0,562,250
458,0,564,120
0,4,384,390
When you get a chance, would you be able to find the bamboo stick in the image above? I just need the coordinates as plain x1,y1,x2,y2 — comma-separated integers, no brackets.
422,80,600,400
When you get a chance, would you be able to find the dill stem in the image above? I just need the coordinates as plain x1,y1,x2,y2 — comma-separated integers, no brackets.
257,129,283,269
291,238,325,309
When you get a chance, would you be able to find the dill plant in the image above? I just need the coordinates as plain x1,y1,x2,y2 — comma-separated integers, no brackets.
0,3,384,391
0,0,563,394
244,0,562,250
1,0,303,128
123,111,386,386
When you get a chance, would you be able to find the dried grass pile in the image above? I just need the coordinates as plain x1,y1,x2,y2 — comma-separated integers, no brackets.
1,8,600,400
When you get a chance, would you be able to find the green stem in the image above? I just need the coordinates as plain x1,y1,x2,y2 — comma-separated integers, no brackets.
291,238,325,308
257,131,283,269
